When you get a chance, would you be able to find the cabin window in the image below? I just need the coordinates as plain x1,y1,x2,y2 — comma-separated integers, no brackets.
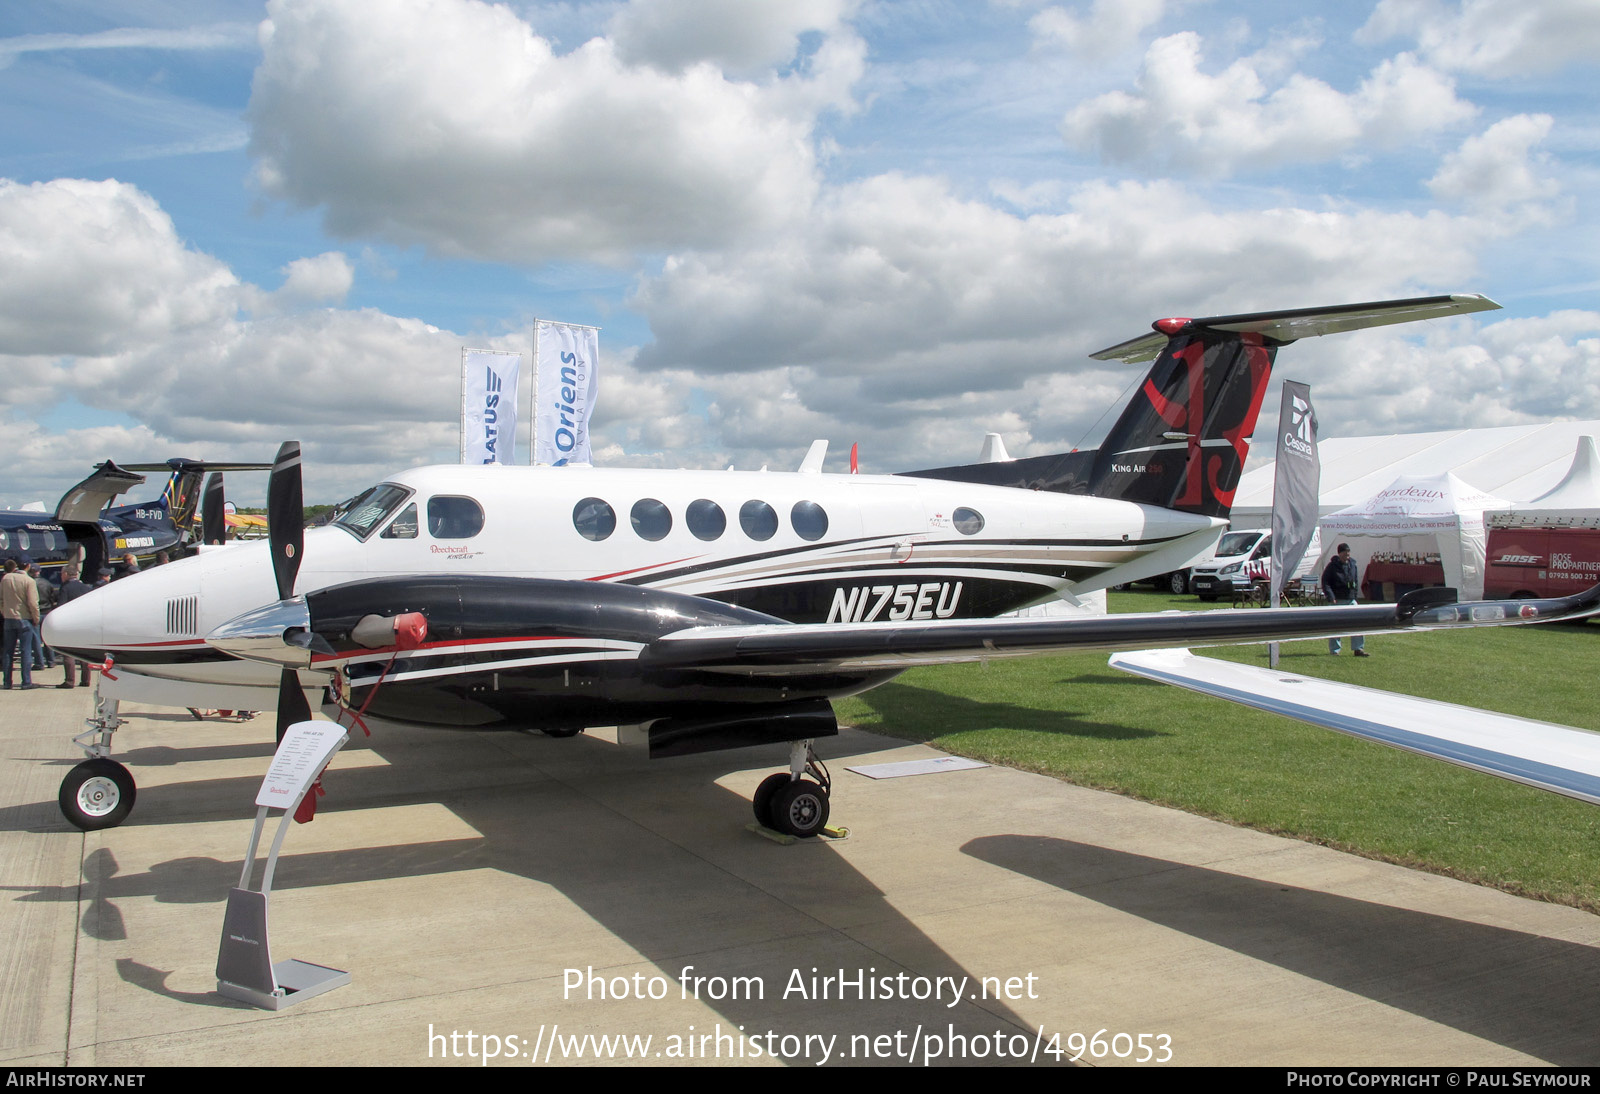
631,498,672,542
740,500,777,541
0,531,8,551
333,483,413,541
791,500,828,542
381,503,418,539
953,507,985,535
15,531,30,553
428,496,484,539
686,499,726,541
573,497,616,541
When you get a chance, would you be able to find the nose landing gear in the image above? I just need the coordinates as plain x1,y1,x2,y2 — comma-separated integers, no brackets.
59,690,136,831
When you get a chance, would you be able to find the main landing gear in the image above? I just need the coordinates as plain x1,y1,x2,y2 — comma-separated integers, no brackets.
752,739,831,839
59,689,137,831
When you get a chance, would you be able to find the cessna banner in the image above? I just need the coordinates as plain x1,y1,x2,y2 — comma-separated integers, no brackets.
45,294,1600,836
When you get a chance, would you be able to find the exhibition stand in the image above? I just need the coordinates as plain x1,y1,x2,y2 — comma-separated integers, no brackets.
215,720,351,1011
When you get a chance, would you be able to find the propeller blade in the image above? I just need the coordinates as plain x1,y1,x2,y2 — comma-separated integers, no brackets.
201,472,226,545
276,667,311,743
267,441,304,601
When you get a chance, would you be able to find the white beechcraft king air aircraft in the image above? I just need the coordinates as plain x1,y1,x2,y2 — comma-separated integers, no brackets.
43,295,1600,836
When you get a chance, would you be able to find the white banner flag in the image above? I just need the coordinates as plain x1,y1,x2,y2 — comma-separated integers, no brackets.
534,321,599,465
461,349,521,464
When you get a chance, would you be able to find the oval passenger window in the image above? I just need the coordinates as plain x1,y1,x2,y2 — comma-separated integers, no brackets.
740,500,778,541
687,499,726,541
791,500,828,542
631,498,672,541
573,497,616,541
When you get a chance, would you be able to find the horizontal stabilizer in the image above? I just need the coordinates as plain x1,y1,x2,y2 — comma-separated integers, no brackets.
1109,648,1600,806
1091,294,1501,364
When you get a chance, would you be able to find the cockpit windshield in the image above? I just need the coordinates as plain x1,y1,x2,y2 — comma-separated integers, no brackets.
331,484,414,540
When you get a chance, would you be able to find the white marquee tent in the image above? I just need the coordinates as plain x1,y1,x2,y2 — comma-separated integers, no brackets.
1228,421,1600,597
1319,472,1509,600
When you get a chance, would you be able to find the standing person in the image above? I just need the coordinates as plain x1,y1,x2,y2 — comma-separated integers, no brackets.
115,553,140,580
55,567,93,688
28,563,56,670
1,558,40,689
1321,542,1367,657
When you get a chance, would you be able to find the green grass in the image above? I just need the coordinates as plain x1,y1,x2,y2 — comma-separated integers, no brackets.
835,589,1600,911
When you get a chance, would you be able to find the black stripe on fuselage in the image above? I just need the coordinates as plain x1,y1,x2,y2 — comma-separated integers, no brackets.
620,533,1189,589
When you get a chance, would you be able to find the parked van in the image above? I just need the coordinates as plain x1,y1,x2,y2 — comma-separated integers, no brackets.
1188,530,1273,601
1483,526,1600,599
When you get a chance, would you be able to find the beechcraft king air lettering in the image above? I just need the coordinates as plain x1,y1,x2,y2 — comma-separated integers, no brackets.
44,294,1600,837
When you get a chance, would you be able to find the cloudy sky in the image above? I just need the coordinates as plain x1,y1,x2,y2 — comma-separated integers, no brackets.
1,0,1597,507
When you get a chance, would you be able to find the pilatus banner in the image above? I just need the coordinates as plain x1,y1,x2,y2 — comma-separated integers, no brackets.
461,348,521,465
534,321,600,466
1270,380,1320,600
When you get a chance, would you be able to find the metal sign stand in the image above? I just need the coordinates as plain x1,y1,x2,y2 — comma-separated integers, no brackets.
216,720,351,1010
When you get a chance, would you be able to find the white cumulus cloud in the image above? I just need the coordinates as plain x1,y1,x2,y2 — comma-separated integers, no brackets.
1426,114,1561,222
0,178,239,358
1359,0,1600,76
1028,0,1184,58
609,0,856,76
1062,32,1476,175
247,0,863,264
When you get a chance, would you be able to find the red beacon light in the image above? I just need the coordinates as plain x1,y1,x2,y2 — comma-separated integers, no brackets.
1153,317,1192,336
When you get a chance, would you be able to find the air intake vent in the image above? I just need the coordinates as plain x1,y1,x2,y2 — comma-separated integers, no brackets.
166,595,199,637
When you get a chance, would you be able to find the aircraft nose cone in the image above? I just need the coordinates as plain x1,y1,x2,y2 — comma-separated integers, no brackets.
41,592,103,657
206,598,313,668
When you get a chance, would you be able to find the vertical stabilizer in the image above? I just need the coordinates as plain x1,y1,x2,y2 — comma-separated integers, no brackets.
905,294,1499,522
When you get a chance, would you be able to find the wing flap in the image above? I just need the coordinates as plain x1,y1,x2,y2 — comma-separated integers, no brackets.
1109,648,1600,805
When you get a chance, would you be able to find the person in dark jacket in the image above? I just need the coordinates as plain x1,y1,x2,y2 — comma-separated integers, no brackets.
1321,542,1367,656
55,568,94,687
28,563,55,670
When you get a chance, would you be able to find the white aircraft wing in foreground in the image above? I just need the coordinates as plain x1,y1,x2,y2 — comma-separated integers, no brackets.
1109,648,1600,805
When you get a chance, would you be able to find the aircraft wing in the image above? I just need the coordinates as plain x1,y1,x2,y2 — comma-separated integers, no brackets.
641,585,1600,675
1090,294,1501,364
1108,648,1600,806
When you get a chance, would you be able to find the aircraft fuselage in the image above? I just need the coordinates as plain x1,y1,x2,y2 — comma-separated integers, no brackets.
45,462,1224,728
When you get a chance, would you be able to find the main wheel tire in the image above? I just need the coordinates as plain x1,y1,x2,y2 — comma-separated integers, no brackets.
752,773,791,829
1168,571,1188,595
60,758,136,831
771,779,830,839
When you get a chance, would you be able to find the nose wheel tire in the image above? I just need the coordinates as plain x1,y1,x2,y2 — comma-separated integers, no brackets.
751,773,791,829
771,779,829,839
59,759,136,831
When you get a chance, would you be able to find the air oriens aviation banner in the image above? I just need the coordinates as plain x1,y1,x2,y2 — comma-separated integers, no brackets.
461,349,521,465
534,321,599,466
1270,380,1320,601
